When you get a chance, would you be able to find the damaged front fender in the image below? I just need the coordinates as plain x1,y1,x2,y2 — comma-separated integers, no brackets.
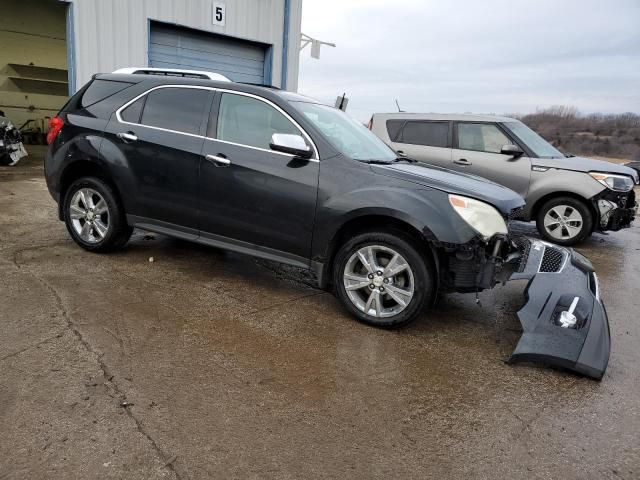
507,239,610,380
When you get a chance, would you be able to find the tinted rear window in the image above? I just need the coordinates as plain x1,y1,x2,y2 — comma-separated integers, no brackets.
386,120,405,142
139,87,210,135
400,121,449,148
81,79,133,108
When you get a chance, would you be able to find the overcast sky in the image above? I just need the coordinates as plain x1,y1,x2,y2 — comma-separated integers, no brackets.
298,0,640,121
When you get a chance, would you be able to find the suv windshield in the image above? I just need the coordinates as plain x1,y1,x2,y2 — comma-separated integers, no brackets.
291,102,396,162
503,121,564,159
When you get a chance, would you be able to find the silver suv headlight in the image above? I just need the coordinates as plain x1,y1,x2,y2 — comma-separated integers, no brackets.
589,172,635,192
448,194,508,239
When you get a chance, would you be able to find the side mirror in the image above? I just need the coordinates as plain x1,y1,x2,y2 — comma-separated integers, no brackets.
501,144,524,157
269,133,313,159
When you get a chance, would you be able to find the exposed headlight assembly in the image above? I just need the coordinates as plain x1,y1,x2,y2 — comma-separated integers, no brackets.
448,194,508,239
589,172,635,192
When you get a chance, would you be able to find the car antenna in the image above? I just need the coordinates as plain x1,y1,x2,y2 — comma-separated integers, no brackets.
395,99,405,113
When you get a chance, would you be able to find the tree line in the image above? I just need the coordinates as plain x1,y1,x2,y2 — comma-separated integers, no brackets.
515,106,640,160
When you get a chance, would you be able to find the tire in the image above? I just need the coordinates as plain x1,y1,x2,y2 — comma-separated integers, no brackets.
333,231,435,328
63,176,132,252
536,196,593,246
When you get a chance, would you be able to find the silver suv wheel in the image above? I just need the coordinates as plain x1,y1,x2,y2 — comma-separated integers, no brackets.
69,188,110,243
543,205,584,241
343,245,415,318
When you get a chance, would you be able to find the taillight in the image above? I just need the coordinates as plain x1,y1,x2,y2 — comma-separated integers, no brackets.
367,116,373,130
47,116,64,144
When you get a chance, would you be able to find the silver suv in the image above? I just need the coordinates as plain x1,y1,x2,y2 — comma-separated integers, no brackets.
370,113,639,245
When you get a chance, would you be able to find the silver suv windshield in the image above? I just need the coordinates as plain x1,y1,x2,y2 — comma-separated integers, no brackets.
290,102,396,162
503,121,564,159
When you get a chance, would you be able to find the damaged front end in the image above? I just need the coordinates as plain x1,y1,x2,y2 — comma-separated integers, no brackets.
507,239,609,379
594,188,637,232
441,235,610,380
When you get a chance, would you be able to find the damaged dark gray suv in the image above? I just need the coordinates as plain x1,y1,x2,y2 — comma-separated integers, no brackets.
45,69,610,378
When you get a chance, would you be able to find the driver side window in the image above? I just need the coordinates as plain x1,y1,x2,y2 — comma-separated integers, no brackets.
216,93,300,150
457,123,510,154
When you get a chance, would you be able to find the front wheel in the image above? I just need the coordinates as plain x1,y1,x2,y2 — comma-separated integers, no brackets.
536,196,593,246
333,231,435,328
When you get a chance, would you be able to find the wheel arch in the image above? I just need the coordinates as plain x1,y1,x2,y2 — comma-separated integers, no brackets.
58,160,123,221
530,191,598,232
317,213,440,291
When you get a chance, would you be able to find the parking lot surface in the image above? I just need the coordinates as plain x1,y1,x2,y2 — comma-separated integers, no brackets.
1,152,639,479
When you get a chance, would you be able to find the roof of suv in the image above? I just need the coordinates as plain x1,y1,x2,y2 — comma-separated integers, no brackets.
97,72,323,105
374,113,518,123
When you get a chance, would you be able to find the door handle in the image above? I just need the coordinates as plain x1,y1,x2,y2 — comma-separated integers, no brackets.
117,132,138,143
396,150,407,157
205,154,231,167
453,158,472,166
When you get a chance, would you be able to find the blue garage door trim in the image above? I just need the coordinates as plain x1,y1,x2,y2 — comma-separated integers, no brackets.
149,22,269,85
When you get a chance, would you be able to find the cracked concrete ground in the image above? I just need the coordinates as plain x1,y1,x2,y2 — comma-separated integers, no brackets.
1,151,639,479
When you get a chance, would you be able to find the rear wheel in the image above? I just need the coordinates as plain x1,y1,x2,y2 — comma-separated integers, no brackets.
63,177,132,252
536,196,593,246
333,231,435,328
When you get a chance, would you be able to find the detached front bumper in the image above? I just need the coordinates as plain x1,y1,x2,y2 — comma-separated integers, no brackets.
507,239,610,380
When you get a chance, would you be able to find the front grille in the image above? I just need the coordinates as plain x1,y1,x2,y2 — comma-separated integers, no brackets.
539,246,564,273
512,237,531,273
508,206,524,221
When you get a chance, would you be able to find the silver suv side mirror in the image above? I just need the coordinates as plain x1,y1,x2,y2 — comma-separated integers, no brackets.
269,133,313,159
501,144,524,157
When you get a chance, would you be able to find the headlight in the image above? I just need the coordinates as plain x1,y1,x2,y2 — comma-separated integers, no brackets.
589,172,634,192
448,194,508,239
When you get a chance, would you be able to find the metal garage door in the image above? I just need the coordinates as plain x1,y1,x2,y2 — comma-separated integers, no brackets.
149,23,268,84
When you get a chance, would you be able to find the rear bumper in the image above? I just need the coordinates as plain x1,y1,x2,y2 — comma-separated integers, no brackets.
507,239,610,380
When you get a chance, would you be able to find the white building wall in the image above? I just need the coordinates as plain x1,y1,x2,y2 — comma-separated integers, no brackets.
65,0,301,91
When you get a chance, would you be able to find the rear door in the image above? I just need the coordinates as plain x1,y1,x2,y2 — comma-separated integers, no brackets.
387,120,452,167
451,122,531,197
105,85,213,232
198,91,319,262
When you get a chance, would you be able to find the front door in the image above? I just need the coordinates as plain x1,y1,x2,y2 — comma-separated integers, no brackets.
199,92,319,262
105,85,213,231
451,122,531,197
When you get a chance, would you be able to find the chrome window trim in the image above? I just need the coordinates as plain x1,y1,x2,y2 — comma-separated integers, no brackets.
114,85,319,161
115,85,215,138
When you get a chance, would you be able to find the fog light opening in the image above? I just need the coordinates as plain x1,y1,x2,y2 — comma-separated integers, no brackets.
555,296,580,329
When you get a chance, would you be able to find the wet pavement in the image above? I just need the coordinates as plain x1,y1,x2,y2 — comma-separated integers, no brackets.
1,151,639,479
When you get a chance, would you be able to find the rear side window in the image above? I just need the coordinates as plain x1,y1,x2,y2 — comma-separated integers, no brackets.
216,93,300,150
386,120,405,142
400,121,449,148
120,97,144,123
81,79,133,108
138,87,210,135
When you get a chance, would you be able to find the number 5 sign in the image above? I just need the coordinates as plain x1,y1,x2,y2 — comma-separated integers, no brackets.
212,2,226,26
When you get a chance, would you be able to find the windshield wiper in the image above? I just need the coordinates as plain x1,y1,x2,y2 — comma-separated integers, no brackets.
358,156,417,165
393,156,416,163
359,159,395,164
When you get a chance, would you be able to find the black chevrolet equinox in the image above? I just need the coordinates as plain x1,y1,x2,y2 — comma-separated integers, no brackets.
45,69,611,378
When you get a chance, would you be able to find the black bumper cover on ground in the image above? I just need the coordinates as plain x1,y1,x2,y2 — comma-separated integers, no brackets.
507,239,610,380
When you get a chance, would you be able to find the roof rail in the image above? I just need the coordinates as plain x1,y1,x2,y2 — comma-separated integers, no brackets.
112,67,231,82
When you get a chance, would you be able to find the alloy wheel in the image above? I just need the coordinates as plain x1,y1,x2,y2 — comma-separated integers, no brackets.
343,245,415,318
69,188,110,243
543,205,584,241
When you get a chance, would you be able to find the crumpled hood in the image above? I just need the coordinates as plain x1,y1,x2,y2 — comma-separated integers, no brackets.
371,162,525,215
534,156,640,183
